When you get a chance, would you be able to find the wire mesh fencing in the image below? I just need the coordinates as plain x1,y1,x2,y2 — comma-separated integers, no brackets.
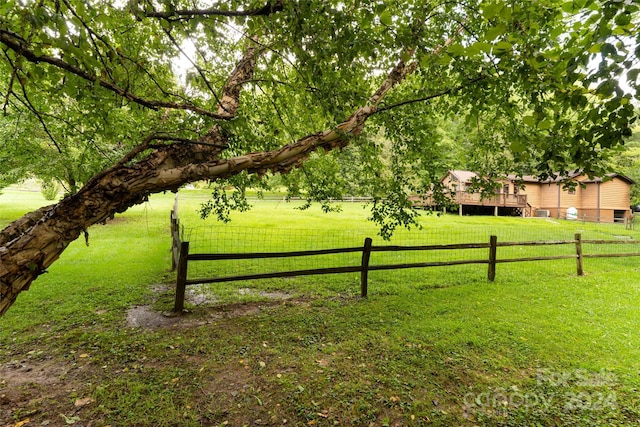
168,194,640,308
176,219,639,292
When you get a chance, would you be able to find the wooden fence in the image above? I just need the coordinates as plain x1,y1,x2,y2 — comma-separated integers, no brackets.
171,227,640,312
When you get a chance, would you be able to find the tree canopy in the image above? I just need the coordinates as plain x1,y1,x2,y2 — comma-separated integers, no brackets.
0,0,639,315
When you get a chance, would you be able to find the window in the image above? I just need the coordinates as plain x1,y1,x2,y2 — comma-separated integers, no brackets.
568,188,576,195
503,184,509,194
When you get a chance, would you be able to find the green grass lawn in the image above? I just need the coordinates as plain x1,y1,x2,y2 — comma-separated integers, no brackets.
1,188,640,426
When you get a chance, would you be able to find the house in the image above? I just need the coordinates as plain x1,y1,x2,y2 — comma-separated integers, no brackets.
416,170,635,223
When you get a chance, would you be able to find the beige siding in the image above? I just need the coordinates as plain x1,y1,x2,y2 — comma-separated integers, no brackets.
441,175,453,190
600,178,631,210
581,178,630,211
540,183,560,209
580,183,598,210
520,183,542,208
442,174,461,192
580,209,615,223
559,188,581,209
600,210,615,223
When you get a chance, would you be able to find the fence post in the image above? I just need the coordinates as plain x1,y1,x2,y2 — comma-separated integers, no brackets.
488,235,497,281
174,241,190,313
170,211,175,271
170,210,179,271
575,233,584,276
360,237,373,297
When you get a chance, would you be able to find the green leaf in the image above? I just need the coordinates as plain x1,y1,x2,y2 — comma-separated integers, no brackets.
467,41,492,56
596,80,616,97
482,3,502,19
588,43,602,54
447,43,466,56
436,52,452,66
600,43,617,57
379,10,392,26
485,24,507,42
492,41,512,55
510,140,526,152
614,12,631,26
538,120,552,130
523,116,536,127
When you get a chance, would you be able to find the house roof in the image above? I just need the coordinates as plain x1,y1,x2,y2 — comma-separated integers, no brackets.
447,170,478,183
580,173,636,185
507,174,541,183
507,171,583,183
451,170,635,186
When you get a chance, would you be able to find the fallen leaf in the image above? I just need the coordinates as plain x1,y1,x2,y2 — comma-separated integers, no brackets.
74,397,95,407
60,414,80,425
13,419,30,427
79,354,90,359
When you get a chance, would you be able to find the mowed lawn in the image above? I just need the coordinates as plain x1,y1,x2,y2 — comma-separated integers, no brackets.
1,188,640,426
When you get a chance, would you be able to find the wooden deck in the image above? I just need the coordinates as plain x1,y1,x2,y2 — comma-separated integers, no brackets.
453,191,527,207
412,191,529,211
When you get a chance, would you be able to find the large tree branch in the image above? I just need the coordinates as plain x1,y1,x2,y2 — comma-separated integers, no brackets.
143,1,285,19
217,41,262,118
0,30,227,119
0,47,415,316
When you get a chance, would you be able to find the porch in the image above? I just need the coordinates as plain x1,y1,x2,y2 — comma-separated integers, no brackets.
412,191,532,217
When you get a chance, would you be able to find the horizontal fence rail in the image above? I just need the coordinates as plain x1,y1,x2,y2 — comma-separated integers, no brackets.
171,222,640,312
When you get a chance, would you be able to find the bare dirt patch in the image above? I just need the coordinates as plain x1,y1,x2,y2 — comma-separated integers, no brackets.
126,284,301,329
126,305,189,328
0,358,95,426
0,359,68,388
126,298,310,329
237,288,294,300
